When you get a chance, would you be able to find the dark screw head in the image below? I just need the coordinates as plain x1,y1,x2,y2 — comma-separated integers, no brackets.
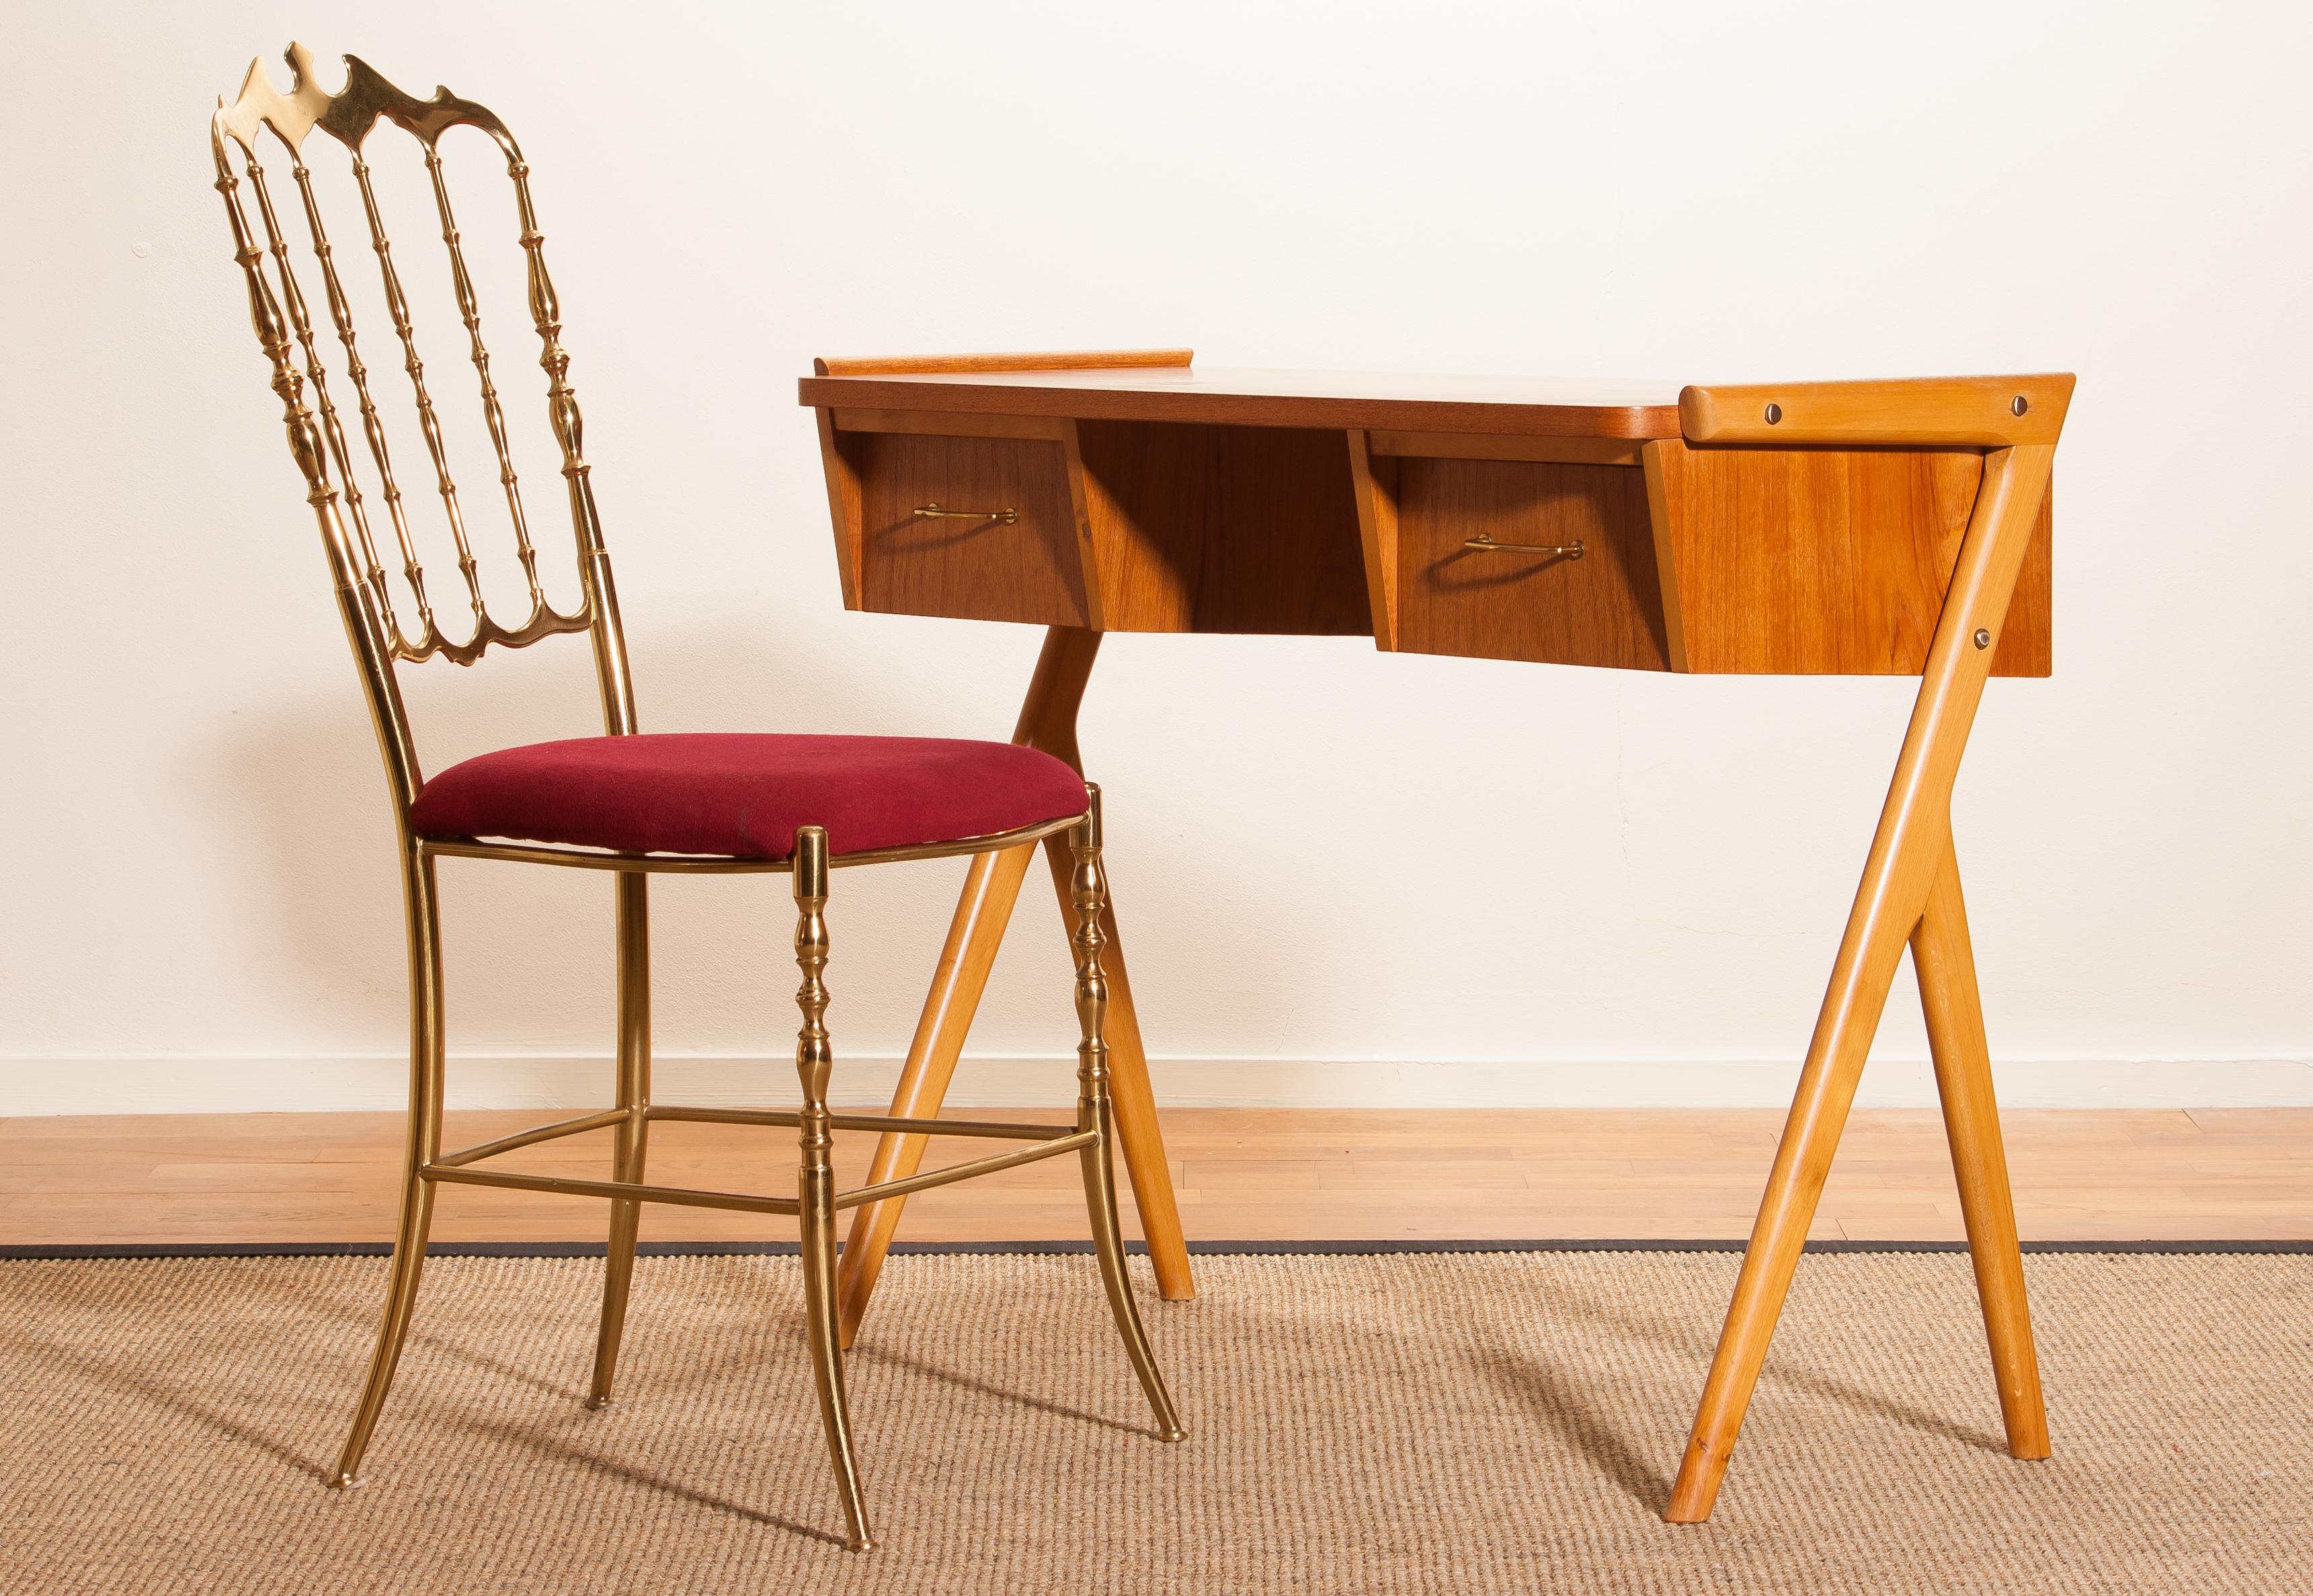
1973,627,1992,649
2011,394,2029,417
1763,402,1783,425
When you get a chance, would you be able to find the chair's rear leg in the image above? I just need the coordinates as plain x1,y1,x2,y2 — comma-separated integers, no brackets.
590,871,652,1409
1912,836,2049,1458
330,847,448,1488
1067,790,1185,1441
791,828,875,1552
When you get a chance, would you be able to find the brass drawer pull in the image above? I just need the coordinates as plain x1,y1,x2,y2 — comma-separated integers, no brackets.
914,502,1018,524
1464,532,1584,559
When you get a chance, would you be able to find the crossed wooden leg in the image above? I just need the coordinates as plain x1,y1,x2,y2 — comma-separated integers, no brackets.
1664,444,2056,1521
836,628,1194,1347
1915,835,2050,1460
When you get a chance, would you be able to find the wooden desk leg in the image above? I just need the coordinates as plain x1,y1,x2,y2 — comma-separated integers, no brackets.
1664,444,2054,1523
1036,828,1194,1300
835,841,1035,1347
1012,630,1193,1301
836,628,1196,1346
1914,835,2050,1460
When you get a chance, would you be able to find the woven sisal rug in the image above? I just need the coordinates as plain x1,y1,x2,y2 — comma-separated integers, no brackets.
1,1251,2307,1593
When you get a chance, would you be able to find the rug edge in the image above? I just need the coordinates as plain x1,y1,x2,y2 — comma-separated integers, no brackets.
5,1239,2309,1260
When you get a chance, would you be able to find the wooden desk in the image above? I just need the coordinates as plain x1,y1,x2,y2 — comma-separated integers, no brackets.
799,349,2070,1521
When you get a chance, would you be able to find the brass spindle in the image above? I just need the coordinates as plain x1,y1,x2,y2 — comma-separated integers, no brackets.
350,151,490,636
290,156,436,653
792,827,875,1551
215,140,338,546
1069,786,1186,1439
512,161,592,544
242,146,409,653
423,145,546,615
510,153,633,732
215,110,423,798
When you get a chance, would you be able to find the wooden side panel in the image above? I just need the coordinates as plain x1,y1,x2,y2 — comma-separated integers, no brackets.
855,433,1091,627
815,409,868,609
1393,460,1671,671
1992,480,2053,677
1649,443,2053,676
1639,442,1692,673
1346,431,1402,649
1069,421,1371,635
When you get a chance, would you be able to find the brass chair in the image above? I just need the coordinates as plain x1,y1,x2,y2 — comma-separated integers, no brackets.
207,44,1182,1552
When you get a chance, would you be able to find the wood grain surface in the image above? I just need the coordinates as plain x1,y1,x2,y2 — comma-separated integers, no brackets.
855,432,1091,627
1645,442,2053,675
804,367,1684,437
1679,374,2074,448
1393,458,1672,669
1071,421,1372,634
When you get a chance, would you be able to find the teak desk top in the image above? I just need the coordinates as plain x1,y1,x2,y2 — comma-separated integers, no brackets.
800,349,2075,1523
802,351,2059,678
801,362,1685,438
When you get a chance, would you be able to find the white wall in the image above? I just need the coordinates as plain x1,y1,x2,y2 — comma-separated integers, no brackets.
5,1,2310,1114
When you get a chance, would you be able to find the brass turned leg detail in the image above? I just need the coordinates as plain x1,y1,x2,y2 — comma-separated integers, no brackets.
792,828,875,1552
330,845,448,1489
1070,788,1186,1442
1039,829,1194,1300
589,871,652,1409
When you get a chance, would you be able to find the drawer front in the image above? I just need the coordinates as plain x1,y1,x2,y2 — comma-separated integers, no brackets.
1393,458,1672,670
857,432,1090,627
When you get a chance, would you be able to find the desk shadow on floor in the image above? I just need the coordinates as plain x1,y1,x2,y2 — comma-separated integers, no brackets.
1457,1251,2009,1513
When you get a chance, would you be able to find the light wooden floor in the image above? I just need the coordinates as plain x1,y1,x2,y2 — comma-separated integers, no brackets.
3,1107,2308,1246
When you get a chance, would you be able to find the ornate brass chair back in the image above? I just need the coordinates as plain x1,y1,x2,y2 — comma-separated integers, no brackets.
210,42,637,818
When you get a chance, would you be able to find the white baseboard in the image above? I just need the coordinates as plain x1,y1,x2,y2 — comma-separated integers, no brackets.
3,1054,2309,1116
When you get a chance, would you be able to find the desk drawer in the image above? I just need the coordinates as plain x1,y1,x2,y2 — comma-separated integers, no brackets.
854,431,1092,628
1393,458,1672,670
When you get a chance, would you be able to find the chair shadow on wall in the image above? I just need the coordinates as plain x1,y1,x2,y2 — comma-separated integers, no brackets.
196,619,1292,1090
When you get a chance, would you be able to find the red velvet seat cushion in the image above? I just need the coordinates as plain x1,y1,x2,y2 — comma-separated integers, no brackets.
408,733,1088,862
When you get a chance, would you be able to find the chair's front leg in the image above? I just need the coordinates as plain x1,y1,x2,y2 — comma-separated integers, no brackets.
791,827,875,1552
837,840,1037,1348
589,870,652,1409
1037,831,1193,1301
330,843,447,1488
1069,787,1186,1441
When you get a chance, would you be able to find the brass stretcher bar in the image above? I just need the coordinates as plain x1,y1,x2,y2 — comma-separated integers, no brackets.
799,349,2071,1523
421,1102,1096,1220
